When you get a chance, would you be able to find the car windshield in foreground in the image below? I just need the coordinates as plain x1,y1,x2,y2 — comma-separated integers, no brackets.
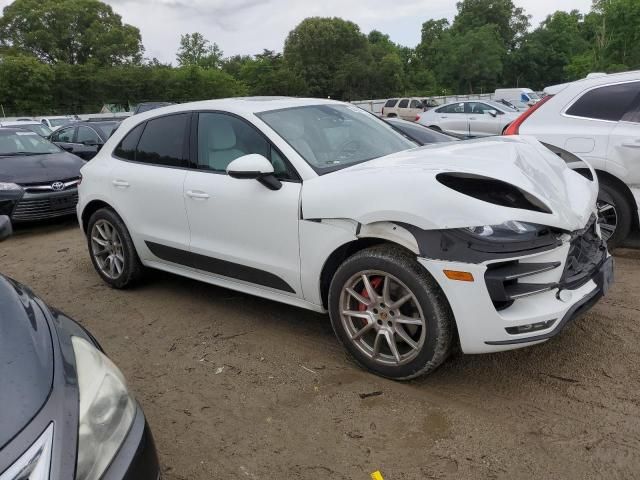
0,130,60,156
258,104,416,173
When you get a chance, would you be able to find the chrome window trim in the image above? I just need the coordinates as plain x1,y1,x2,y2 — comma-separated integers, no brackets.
560,79,640,124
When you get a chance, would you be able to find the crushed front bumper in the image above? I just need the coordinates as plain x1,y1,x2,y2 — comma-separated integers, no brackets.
417,222,612,354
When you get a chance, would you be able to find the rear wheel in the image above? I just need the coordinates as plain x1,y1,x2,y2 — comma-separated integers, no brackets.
328,245,454,380
597,178,631,249
87,208,143,288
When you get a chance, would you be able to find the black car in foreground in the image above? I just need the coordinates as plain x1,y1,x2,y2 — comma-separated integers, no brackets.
0,216,160,479
0,128,84,222
49,121,120,160
384,117,458,145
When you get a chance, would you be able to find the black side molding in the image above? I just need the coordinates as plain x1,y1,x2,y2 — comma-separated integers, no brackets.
145,241,296,294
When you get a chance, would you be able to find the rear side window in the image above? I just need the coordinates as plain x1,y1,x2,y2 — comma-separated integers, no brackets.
113,124,145,161
135,114,190,167
566,81,640,122
384,99,398,107
398,99,409,108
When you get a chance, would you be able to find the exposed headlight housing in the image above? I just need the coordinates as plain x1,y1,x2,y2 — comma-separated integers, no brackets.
0,182,21,191
72,336,135,480
462,221,547,242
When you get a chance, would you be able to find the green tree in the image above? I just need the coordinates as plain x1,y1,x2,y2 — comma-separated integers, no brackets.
452,0,530,49
176,32,223,69
284,17,370,98
0,0,143,65
0,55,53,114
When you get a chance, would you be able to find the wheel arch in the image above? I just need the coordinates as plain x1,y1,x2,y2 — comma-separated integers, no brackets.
579,169,639,230
81,199,124,234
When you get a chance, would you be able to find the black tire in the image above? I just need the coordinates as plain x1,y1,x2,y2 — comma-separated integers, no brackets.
386,113,397,118
598,178,632,249
86,207,143,288
328,245,454,380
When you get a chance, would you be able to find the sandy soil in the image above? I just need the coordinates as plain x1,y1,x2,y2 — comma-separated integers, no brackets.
2,218,639,480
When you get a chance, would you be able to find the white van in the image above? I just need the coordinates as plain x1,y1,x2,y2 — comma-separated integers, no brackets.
494,88,540,110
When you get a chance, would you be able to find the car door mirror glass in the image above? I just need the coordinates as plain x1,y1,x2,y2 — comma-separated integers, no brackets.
0,215,13,241
226,154,281,190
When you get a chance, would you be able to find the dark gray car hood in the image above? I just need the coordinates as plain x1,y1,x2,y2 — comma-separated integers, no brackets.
0,276,54,449
0,152,85,184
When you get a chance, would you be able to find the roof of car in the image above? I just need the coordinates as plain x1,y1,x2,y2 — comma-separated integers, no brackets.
0,121,42,126
545,70,640,95
132,96,342,120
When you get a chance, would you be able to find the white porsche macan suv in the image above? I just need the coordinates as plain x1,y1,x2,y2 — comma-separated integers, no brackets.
77,97,612,379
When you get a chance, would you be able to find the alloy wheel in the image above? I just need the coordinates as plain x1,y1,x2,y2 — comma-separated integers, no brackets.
91,219,125,279
597,200,617,242
339,270,427,367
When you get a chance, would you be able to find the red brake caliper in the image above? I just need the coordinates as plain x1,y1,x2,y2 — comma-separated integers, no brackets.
356,276,383,326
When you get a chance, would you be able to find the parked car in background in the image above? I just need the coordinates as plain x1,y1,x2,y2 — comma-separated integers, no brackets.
381,98,425,120
385,117,457,145
78,97,610,380
133,102,174,115
494,88,541,110
505,70,640,247
0,120,52,137
0,127,84,222
417,100,520,137
49,121,120,160
39,116,76,131
0,215,160,480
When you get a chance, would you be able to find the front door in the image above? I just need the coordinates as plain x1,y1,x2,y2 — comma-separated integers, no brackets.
466,102,502,137
183,112,303,296
436,103,469,136
108,114,192,260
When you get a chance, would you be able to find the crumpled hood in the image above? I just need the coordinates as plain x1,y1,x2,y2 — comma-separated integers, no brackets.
302,135,597,232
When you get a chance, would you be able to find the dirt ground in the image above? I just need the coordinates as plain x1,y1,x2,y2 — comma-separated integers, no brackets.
2,218,640,480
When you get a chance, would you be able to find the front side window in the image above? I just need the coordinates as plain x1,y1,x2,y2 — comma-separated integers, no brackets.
258,104,416,173
566,81,640,122
437,103,464,114
135,114,189,167
465,102,494,114
398,99,409,108
52,127,75,143
197,112,295,179
77,127,101,144
410,100,423,109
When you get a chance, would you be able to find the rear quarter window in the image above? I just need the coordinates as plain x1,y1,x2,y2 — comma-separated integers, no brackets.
566,81,640,122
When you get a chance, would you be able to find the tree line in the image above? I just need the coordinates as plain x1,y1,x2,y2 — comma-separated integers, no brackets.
0,0,638,116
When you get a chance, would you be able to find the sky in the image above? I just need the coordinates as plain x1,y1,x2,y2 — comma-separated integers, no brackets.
0,0,594,63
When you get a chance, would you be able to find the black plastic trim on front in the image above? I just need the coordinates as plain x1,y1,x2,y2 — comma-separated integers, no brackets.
145,241,296,294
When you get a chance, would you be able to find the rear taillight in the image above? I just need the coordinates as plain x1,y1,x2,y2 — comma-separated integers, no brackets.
503,95,553,135
381,107,385,116
415,114,421,121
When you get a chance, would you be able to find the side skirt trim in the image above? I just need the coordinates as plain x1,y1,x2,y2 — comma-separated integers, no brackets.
145,241,296,294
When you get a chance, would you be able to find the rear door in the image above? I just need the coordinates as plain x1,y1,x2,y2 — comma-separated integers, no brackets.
434,103,468,136
50,126,77,153
606,83,640,192
108,113,192,259
396,99,410,119
74,126,102,160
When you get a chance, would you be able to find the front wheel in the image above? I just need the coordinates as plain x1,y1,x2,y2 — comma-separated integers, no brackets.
328,245,454,380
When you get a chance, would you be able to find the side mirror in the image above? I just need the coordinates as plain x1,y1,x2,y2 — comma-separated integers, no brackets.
226,154,282,191
0,215,13,241
487,110,498,117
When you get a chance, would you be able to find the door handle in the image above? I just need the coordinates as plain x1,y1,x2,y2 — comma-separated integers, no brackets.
621,142,640,149
186,190,210,199
112,179,130,188
469,117,477,120
440,116,448,119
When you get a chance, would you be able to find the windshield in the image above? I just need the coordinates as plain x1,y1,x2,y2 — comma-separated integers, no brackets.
258,104,416,173
488,100,518,112
95,123,118,138
0,130,60,156
21,124,52,137
50,118,71,127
